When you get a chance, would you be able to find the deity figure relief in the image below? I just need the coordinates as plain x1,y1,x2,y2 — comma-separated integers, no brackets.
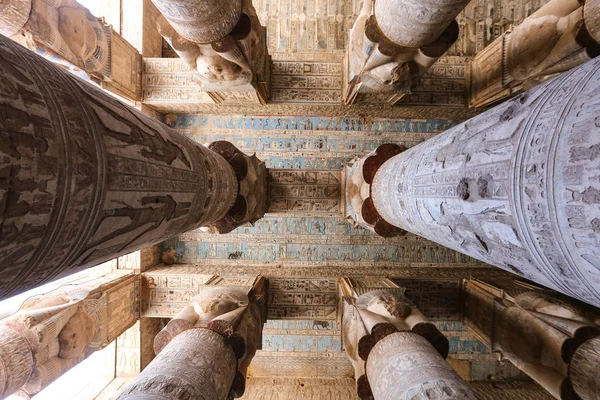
2,0,109,75
152,282,265,397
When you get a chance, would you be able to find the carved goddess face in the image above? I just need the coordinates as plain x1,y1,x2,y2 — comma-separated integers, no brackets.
58,311,96,359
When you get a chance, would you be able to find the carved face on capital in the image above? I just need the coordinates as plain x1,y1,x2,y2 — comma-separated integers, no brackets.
58,311,96,359
194,288,248,317
196,56,243,83
57,7,97,61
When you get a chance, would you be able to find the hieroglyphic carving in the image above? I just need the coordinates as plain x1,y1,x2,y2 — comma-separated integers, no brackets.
0,35,240,298
0,272,137,398
262,320,342,352
143,56,470,109
372,57,600,307
248,351,354,377
268,170,341,215
143,263,507,280
134,277,265,399
367,332,477,399
394,279,462,320
469,381,554,399
268,278,338,320
340,278,452,398
270,61,342,104
242,377,360,399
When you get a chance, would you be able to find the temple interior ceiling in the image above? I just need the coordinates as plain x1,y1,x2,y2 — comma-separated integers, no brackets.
1,0,588,397
142,0,555,387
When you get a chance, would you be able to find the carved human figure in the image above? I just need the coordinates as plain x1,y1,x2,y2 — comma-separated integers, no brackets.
1,0,109,74
356,57,600,308
463,280,600,400
0,275,137,399
469,0,600,108
340,278,453,399
344,0,468,104
156,0,266,90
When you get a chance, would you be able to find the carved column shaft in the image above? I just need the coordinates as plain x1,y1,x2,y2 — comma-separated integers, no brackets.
0,35,239,299
118,328,237,400
151,0,242,44
370,57,600,307
0,325,34,398
366,332,476,399
374,0,469,48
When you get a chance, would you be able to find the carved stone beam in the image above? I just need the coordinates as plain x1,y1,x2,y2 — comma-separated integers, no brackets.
340,278,451,399
129,277,266,399
344,0,468,105
0,35,264,299
359,57,600,308
0,273,138,399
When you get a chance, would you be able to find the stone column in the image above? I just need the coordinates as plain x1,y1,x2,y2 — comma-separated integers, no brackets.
358,57,600,307
0,35,264,299
366,332,476,400
340,278,467,399
469,0,600,108
462,279,600,400
119,278,266,399
0,272,138,399
343,0,469,105
152,0,270,105
117,328,237,400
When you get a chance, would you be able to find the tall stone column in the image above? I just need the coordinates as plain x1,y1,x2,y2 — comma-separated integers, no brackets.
119,277,266,400
462,279,600,400
350,57,600,307
0,35,265,300
152,0,271,105
340,278,472,399
343,0,468,105
0,272,138,399
469,0,600,108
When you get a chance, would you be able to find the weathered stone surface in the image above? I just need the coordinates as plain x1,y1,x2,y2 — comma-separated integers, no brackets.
3,0,109,73
151,0,241,44
372,57,600,307
155,0,270,104
0,35,240,299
